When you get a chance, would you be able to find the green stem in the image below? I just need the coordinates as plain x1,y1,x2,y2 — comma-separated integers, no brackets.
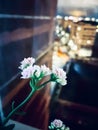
37,79,51,90
2,87,36,126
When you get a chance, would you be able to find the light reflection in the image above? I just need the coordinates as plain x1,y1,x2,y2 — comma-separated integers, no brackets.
56,15,63,19
68,25,71,28
69,10,86,17
78,48,92,57
64,16,69,20
85,17,90,21
78,17,83,21
87,40,91,44
55,15,97,58
96,29,98,32
77,26,81,31
96,19,98,22
91,17,95,21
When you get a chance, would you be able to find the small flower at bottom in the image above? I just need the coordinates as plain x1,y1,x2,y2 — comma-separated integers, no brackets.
49,119,70,130
52,119,63,128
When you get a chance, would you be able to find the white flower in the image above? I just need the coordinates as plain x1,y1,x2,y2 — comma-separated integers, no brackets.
20,65,41,79
52,66,67,85
21,66,34,79
33,65,41,78
19,57,35,70
49,119,70,130
33,65,51,78
52,119,63,128
40,65,51,76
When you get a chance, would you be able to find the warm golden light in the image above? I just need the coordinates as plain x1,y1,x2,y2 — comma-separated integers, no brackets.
87,40,91,44
68,25,71,28
78,48,92,57
77,26,81,31
69,10,86,17
55,15,96,58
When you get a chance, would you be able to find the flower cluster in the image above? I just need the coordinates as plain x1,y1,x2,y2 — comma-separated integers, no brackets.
0,57,67,129
19,57,67,87
49,119,70,130
19,57,51,80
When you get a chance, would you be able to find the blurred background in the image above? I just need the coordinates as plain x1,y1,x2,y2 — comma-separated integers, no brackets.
0,0,98,130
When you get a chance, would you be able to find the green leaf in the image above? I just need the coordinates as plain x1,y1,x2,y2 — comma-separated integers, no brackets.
11,101,15,110
51,123,55,129
48,125,55,130
48,126,52,129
